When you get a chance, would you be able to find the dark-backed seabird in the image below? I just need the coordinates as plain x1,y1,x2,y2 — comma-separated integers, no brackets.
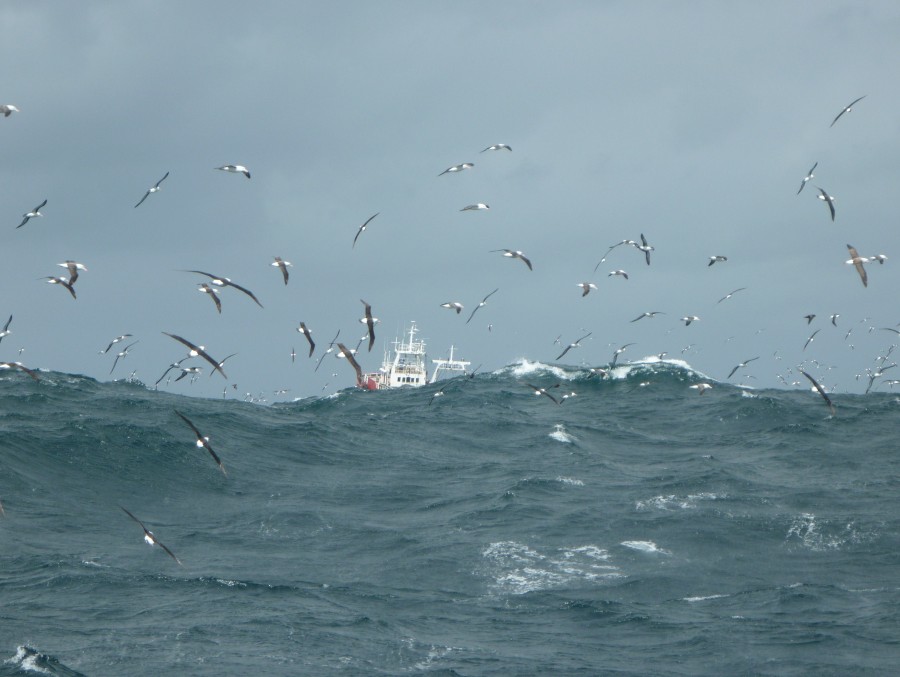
134,171,169,208
120,506,183,566
360,299,376,351
337,342,364,385
466,288,499,324
830,314,840,326
690,383,713,395
830,95,866,128
525,382,560,404
610,343,635,367
0,361,39,381
461,203,489,211
608,270,629,280
797,162,817,194
441,301,464,314
631,311,664,322
727,356,759,379
439,162,473,176
17,199,47,229
0,105,19,117
717,287,746,304
799,370,835,416
681,316,700,326
804,314,816,324
110,340,139,375
556,332,592,361
491,249,532,270
816,187,836,221
163,333,228,379
594,240,637,272
198,283,222,313
481,143,511,152
803,329,820,351
271,256,291,284
297,322,315,357
845,244,868,287
577,282,598,297
352,213,379,248
635,233,654,265
0,315,11,343
101,334,133,354
45,276,76,299
215,164,250,178
185,270,263,307
57,261,87,285
175,410,227,476
314,330,340,371
708,255,728,267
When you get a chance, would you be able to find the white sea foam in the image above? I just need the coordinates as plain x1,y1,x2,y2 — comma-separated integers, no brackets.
682,594,729,603
549,424,576,443
500,358,576,381
482,541,622,594
5,647,52,675
620,540,671,555
635,492,723,511
555,476,584,486
785,513,873,551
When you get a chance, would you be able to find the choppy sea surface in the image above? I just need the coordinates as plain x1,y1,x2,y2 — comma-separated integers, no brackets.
1,358,898,676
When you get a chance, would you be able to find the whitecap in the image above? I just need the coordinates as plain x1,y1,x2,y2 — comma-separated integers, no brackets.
555,476,584,486
635,492,723,511
620,540,671,555
683,594,729,603
549,424,576,443
482,541,622,594
498,358,576,381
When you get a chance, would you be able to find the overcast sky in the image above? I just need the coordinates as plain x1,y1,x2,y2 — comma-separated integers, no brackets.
2,1,899,401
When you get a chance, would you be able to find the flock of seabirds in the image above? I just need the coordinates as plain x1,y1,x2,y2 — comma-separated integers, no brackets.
0,96,894,564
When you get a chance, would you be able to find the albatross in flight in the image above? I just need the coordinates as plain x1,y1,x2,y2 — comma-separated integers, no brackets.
134,171,169,208
360,299,376,351
0,105,19,117
120,506,183,566
845,244,868,287
271,256,292,285
17,199,47,229
491,249,532,270
352,212,379,248
466,288,499,324
830,95,866,128
797,162,817,194
439,162,474,176
185,270,263,307
163,333,228,379
816,187,836,221
215,164,251,178
175,410,227,476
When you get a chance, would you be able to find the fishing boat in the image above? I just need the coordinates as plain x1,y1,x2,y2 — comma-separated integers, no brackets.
360,322,470,390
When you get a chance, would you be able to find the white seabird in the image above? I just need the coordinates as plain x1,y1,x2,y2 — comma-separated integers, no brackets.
845,244,868,287
816,187,836,221
830,95,866,128
577,282,598,297
481,143,511,152
460,203,489,211
0,105,19,117
491,249,532,270
17,199,47,229
271,256,292,285
215,164,251,178
467,288,498,324
440,301,464,314
439,162,473,176
797,162,817,194
134,171,169,208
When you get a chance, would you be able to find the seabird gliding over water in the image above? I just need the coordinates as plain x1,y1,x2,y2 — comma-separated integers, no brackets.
0,361,40,381
175,410,227,476
816,187,836,221
440,301,464,314
185,270,263,307
577,282,598,297
352,213,379,248
481,143,511,152
163,333,228,379
17,199,47,229
336,343,364,386
45,276,76,299
297,322,315,357
0,315,12,343
198,283,222,313
491,249,532,270
360,299,376,351
799,370,836,416
466,288,499,324
120,506,183,566
797,162,817,194
845,244,868,287
215,164,251,178
708,255,728,267
271,256,292,285
727,356,759,379
57,261,87,284
134,171,169,208
830,95,866,127
439,162,473,176
556,332,592,361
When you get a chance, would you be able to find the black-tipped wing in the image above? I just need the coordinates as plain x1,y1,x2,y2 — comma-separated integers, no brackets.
361,299,375,351
337,343,363,385
174,410,227,476
163,333,227,379
800,370,835,416
298,322,315,357
353,212,379,248
120,506,183,566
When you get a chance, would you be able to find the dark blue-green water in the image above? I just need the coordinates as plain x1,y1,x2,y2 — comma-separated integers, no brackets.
1,359,898,676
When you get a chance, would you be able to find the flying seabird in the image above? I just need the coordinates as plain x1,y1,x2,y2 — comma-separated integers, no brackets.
577,282,598,297
175,410,227,476
608,270,628,280
845,244,868,287
481,143,511,152
185,270,263,307
428,386,446,406
466,288,499,324
708,255,728,267
57,261,87,285
0,104,19,117
461,203,489,211
134,171,169,208
314,330,341,372
297,322,316,357
635,233,654,265
198,284,222,313
120,506,183,566
631,311,664,322
360,299,376,351
690,383,713,395
681,316,700,326
352,212,379,248
799,370,835,416
797,162,817,194
0,315,12,343
271,256,291,285
0,361,39,381
870,254,888,264
439,162,474,176
803,329,820,351
17,199,47,229
717,287,746,304
525,382,560,404
491,249,532,270
215,164,250,178
556,332,592,361
163,333,228,379
816,187,836,221
610,342,635,367
830,95,866,128
336,342,364,385
831,314,840,326
594,240,637,271
110,340,139,375
440,301,464,314
727,356,759,379
45,276,76,299
804,314,816,324
101,334,133,354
